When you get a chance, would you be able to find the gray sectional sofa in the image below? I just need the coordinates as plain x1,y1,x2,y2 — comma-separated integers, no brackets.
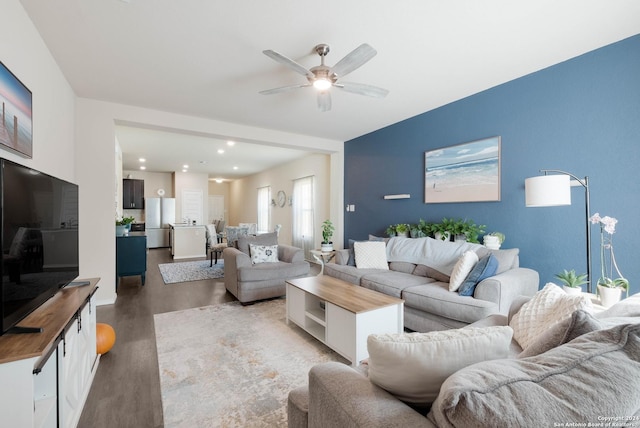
323,236,539,332
288,293,640,427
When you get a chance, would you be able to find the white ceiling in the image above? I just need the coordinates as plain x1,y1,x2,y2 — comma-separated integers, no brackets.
20,0,640,179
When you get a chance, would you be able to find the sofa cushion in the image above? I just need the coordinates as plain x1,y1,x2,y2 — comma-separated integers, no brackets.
237,261,308,282
428,323,640,428
448,251,479,292
413,264,450,282
237,232,277,255
509,283,592,349
402,283,499,324
360,271,434,298
249,244,279,264
354,241,388,269
457,253,499,297
518,309,602,358
367,326,513,405
323,263,384,286
389,261,417,274
475,247,519,274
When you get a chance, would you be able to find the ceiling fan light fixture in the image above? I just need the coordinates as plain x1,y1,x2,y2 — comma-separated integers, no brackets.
313,78,331,91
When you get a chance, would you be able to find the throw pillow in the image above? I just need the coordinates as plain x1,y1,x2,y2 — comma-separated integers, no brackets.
367,326,513,405
475,247,520,274
353,241,388,269
428,323,640,428
448,251,479,292
517,309,602,358
509,283,592,350
412,265,451,283
237,232,277,256
457,254,499,296
249,244,279,264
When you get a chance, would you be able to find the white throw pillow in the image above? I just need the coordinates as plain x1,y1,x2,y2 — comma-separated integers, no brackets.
448,250,479,291
249,244,279,264
367,326,513,404
354,241,389,269
509,283,592,350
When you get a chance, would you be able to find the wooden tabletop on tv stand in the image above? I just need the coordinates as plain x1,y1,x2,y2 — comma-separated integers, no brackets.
0,278,100,365
286,275,403,314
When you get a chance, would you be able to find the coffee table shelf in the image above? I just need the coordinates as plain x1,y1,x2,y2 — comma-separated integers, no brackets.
286,276,404,366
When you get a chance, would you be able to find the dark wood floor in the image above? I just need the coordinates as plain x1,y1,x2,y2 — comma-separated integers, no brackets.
78,248,319,428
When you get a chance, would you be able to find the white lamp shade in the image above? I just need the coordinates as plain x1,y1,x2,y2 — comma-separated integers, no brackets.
525,175,571,207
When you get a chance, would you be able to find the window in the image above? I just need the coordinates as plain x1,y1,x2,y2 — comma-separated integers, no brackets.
292,176,314,259
257,186,271,233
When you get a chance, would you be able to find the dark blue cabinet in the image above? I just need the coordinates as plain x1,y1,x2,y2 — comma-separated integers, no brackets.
116,235,147,289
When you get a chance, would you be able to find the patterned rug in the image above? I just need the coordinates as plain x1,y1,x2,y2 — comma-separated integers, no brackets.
154,299,346,427
158,260,224,284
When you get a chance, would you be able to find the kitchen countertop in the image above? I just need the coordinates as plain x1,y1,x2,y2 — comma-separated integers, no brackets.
170,223,204,228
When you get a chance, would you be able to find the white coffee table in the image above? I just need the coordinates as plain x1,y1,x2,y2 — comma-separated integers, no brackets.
286,275,404,366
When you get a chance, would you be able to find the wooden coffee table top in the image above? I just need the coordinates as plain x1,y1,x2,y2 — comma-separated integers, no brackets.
286,275,403,314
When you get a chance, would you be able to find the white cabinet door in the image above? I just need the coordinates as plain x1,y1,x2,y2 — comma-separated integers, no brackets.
59,318,81,428
286,284,306,326
326,303,356,362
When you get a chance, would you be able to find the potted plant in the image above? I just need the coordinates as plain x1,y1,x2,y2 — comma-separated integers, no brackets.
385,224,397,237
431,218,456,241
455,219,486,243
116,215,135,236
410,219,429,238
321,219,335,251
394,223,409,238
590,213,629,308
483,231,505,249
555,269,588,295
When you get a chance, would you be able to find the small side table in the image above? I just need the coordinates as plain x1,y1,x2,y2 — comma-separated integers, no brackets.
310,249,336,276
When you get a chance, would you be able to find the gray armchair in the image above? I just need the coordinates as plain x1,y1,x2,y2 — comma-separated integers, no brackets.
224,232,310,304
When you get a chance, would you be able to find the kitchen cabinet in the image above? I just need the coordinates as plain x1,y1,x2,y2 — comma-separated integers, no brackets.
122,179,144,209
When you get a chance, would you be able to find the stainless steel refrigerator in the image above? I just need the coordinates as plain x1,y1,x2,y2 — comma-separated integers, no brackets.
145,198,175,248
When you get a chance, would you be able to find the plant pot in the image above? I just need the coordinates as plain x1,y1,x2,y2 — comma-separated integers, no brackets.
321,243,334,252
116,225,129,236
563,285,583,295
396,231,408,238
597,284,622,308
483,235,501,250
454,234,467,243
434,232,450,241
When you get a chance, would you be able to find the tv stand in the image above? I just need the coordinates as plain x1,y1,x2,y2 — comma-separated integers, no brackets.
0,278,100,428
6,325,43,334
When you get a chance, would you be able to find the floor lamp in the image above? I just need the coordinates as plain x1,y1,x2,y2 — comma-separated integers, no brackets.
524,170,592,293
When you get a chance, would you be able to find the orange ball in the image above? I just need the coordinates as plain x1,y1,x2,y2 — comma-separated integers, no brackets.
96,323,116,355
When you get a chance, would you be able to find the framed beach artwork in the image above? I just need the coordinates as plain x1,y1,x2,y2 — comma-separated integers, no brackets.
424,136,501,203
0,61,33,158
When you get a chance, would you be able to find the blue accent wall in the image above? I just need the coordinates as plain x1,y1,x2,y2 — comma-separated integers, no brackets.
344,34,640,294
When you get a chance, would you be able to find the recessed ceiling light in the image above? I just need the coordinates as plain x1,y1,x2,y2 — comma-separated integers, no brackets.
140,166,146,170
183,164,189,168
227,141,235,146
233,166,238,170
215,179,223,183
217,149,225,154
139,158,146,162
182,169,187,173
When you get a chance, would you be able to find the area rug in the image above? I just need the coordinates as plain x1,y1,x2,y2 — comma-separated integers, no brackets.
158,260,224,284
154,298,346,427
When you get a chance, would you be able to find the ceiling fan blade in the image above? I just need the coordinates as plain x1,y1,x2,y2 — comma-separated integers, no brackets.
317,91,331,112
263,50,314,79
330,43,377,78
335,82,389,98
259,83,310,95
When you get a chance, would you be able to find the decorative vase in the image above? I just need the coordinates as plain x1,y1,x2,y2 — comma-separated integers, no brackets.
454,234,467,243
597,284,622,308
321,243,333,252
483,235,501,250
563,285,583,295
396,231,408,238
434,232,450,241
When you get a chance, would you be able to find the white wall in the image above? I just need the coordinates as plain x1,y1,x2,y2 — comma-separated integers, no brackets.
0,0,76,180
173,171,209,225
76,99,344,305
228,153,338,249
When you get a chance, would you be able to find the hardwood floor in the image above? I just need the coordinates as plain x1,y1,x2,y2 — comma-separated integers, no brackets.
78,248,319,428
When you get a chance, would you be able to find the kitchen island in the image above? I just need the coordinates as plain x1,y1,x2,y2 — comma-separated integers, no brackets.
170,223,206,259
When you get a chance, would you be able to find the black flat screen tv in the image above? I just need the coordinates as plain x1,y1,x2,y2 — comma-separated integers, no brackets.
0,158,79,335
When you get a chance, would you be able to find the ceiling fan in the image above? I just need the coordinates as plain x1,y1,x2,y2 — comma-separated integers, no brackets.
259,43,389,112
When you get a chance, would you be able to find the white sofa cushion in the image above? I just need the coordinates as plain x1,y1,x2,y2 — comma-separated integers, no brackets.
509,282,592,350
448,251,479,291
249,244,279,264
354,241,389,269
367,326,513,405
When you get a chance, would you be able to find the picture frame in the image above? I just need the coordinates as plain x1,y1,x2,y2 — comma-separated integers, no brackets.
0,61,33,158
424,136,501,203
